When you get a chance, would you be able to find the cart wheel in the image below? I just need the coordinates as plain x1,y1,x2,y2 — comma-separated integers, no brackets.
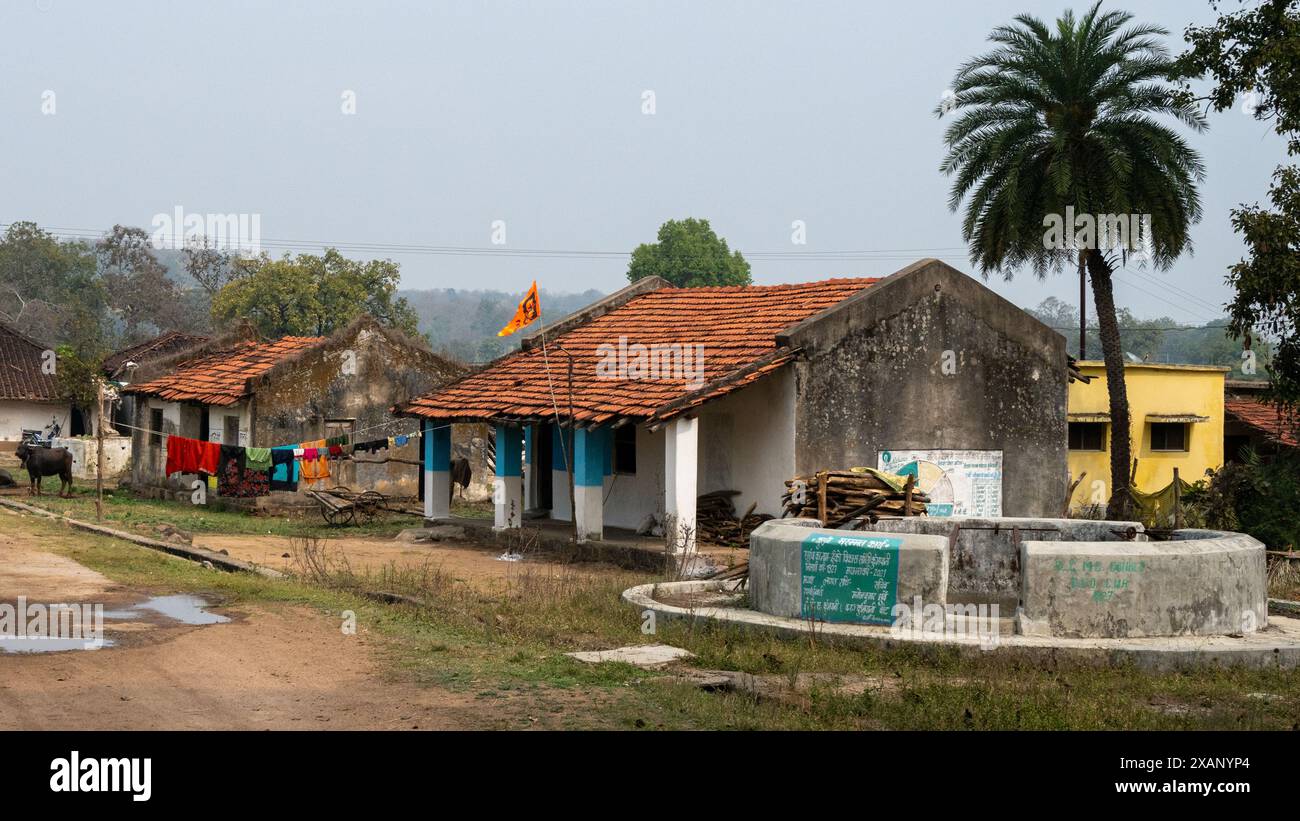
356,492,383,524
322,506,354,526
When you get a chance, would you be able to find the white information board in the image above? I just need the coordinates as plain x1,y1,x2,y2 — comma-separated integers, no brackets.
877,449,1003,517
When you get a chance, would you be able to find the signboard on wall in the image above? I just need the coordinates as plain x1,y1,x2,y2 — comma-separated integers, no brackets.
877,449,1003,517
800,532,901,624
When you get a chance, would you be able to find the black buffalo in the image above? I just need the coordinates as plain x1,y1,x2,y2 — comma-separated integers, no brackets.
14,441,74,497
450,456,472,499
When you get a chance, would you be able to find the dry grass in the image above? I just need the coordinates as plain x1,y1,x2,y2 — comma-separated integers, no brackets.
1268,556,1300,601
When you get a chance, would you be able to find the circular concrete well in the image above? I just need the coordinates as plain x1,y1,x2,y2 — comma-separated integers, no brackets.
747,517,1268,639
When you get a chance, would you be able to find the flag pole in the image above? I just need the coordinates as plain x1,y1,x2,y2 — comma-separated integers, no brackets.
536,301,577,540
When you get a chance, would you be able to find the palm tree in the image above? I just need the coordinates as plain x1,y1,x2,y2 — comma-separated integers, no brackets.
938,2,1205,519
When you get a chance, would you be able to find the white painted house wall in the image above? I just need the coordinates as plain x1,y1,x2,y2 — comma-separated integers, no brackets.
602,424,667,530
206,402,251,445
0,399,70,443
598,369,796,530
697,368,796,519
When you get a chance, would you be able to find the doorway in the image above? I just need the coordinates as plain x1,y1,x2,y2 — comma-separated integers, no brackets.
537,423,553,511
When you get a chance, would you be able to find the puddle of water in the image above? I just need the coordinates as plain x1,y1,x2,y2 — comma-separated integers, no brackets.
132,595,230,625
0,637,115,654
2,595,227,654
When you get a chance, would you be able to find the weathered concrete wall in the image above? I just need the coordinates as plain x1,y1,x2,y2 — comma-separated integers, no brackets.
64,435,132,481
1019,530,1268,638
749,520,948,621
782,259,1068,518
872,516,1144,609
252,325,464,496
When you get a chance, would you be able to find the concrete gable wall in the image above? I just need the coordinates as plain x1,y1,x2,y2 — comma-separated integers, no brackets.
784,260,1068,517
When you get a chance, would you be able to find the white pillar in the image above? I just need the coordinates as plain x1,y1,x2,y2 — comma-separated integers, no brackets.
423,420,451,522
664,416,697,554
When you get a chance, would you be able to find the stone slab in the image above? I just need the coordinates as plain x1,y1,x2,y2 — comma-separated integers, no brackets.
566,644,694,668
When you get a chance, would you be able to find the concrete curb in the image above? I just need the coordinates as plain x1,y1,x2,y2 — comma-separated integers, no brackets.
623,580,1300,671
0,497,285,579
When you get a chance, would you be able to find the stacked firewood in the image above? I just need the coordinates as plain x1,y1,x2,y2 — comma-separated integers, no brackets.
696,490,775,547
781,469,928,528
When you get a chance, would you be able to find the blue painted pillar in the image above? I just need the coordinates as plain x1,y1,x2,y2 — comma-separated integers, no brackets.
423,420,451,521
494,424,523,530
573,426,608,542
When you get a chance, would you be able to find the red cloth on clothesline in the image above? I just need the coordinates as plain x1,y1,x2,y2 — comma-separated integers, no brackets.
165,436,221,476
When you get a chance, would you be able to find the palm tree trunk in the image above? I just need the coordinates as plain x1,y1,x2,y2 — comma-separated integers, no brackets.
1085,250,1134,521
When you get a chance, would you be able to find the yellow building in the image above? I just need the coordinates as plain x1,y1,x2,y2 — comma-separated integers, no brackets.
1067,361,1228,510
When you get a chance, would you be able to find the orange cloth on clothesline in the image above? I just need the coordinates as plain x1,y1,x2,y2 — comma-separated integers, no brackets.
298,438,330,482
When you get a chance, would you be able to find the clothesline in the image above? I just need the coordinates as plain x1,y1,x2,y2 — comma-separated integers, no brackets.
108,417,450,451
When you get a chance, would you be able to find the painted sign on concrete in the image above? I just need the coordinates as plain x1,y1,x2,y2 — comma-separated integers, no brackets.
799,532,901,624
878,449,1003,517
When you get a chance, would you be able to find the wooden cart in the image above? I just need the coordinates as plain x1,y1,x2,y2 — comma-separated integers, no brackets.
306,486,386,526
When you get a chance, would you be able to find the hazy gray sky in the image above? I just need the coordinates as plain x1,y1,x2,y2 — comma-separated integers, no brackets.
1,0,1287,325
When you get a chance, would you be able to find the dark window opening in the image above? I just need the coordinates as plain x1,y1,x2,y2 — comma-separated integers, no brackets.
1068,422,1106,451
1150,422,1188,452
223,415,240,446
150,408,164,448
613,424,637,474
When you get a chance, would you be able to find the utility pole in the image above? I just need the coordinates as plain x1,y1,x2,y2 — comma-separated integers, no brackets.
95,379,105,522
1079,250,1087,360
556,343,577,540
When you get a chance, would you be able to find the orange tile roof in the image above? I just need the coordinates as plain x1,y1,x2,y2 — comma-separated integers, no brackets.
395,278,878,425
1226,398,1300,448
123,336,325,406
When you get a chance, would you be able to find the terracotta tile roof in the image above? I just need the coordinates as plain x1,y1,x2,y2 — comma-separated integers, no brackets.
1226,397,1300,448
123,336,325,406
0,322,59,402
395,278,878,425
104,331,208,377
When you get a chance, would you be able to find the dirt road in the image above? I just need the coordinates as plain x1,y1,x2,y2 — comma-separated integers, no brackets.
0,514,509,730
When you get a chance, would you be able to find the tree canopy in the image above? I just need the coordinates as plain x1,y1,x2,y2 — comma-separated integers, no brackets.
209,248,420,338
627,218,751,288
1174,0,1300,422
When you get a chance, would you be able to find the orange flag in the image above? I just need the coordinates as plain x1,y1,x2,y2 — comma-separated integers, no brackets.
497,280,541,336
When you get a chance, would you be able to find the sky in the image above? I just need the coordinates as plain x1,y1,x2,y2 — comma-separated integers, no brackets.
0,0,1288,326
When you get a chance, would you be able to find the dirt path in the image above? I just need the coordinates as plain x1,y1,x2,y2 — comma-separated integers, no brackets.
0,515,520,730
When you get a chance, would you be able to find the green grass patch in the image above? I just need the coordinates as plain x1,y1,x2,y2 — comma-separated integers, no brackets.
20,487,413,538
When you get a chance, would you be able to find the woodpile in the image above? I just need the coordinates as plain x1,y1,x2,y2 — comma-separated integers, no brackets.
696,490,775,547
781,469,928,528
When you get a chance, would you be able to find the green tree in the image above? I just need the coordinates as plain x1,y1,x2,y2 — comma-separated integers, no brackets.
627,218,751,288
54,344,106,433
1174,0,1300,435
96,225,189,343
0,221,105,351
210,248,420,338
938,3,1206,519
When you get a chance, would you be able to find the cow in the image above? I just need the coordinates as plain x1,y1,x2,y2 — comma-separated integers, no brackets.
14,441,74,497
450,456,472,500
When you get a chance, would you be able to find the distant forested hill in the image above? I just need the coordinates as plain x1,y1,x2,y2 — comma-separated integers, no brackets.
1025,297,1270,379
400,287,604,364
